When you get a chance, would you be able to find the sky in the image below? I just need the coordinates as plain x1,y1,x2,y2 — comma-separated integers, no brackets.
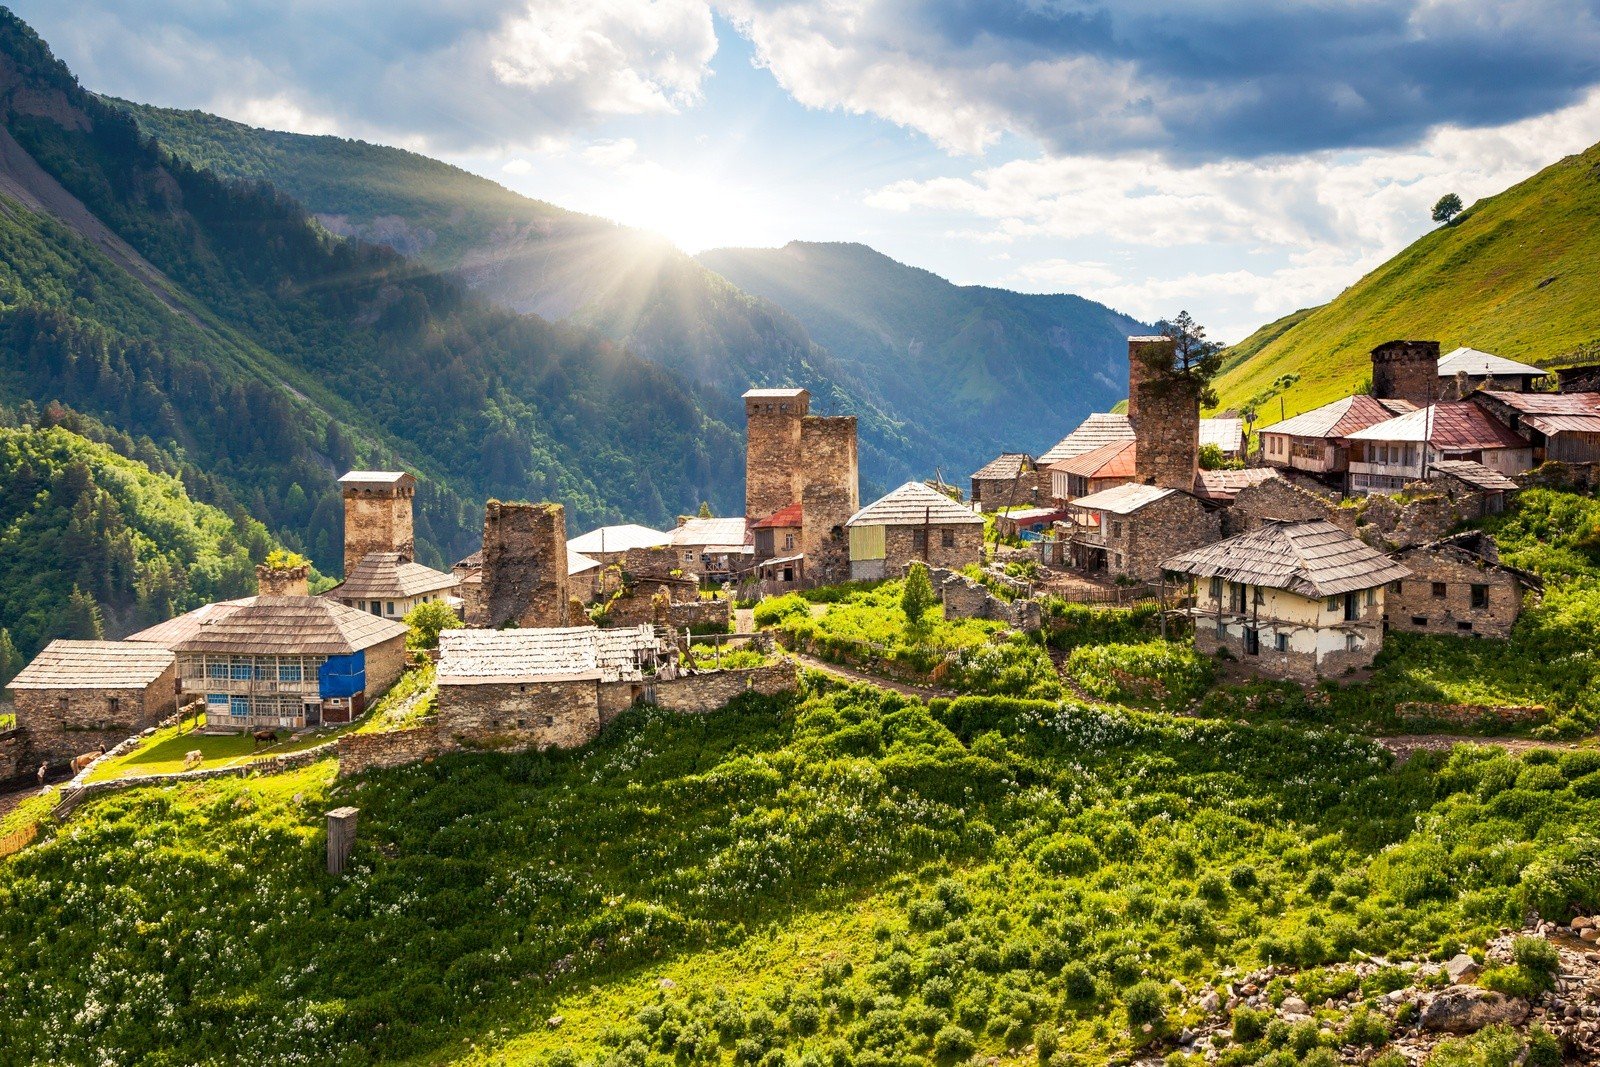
18,0,1600,342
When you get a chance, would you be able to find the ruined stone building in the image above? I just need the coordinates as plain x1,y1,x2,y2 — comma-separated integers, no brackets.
1425,460,1520,518
1163,519,1411,682
5,641,177,765
330,471,459,619
845,481,984,580
968,453,1042,511
1127,335,1201,491
743,387,859,584
1387,531,1537,640
1371,340,1442,407
453,501,571,629
1064,482,1220,583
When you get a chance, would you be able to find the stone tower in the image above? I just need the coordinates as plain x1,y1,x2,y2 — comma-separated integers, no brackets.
480,500,570,629
744,387,860,582
744,388,810,524
1371,340,1439,407
1126,336,1199,491
340,471,416,577
256,561,310,598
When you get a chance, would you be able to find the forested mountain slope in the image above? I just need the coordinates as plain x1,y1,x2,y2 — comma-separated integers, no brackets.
0,11,743,584
698,241,1145,461
115,102,936,488
1213,140,1600,420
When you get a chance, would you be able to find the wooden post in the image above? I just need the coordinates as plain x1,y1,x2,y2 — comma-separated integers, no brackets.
327,806,359,876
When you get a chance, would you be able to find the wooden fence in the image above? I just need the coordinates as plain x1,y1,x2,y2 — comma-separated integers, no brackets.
0,820,38,861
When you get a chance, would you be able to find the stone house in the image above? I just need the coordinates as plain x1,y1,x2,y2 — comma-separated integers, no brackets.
1437,348,1547,400
1199,418,1246,463
435,625,666,749
1163,519,1411,681
1259,394,1415,480
1469,390,1600,465
1344,402,1534,494
1064,482,1221,583
1386,531,1537,639
1191,468,1282,508
566,524,673,567
1223,475,1343,536
1425,459,1520,518
1048,438,1137,503
6,641,178,764
127,595,407,729
329,553,459,621
752,503,803,563
969,453,1042,512
743,387,859,584
671,516,753,581
567,552,602,604
448,501,572,628
845,481,985,580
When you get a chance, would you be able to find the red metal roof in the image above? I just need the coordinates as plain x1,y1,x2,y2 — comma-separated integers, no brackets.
1347,402,1529,450
1050,439,1137,479
752,503,803,529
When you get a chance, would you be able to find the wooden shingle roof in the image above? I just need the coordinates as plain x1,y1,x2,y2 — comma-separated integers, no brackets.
8,640,174,691
1162,520,1411,598
1428,459,1520,492
436,625,661,685
847,482,984,527
329,553,459,600
971,453,1034,481
127,596,407,656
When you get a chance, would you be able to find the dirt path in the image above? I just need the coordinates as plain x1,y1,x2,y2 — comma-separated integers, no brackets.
1378,734,1583,763
790,653,957,700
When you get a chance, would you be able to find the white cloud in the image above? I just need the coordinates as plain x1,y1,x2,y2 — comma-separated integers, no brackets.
581,138,641,168
501,158,533,174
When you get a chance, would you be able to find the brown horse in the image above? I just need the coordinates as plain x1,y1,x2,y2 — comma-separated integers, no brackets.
69,750,103,774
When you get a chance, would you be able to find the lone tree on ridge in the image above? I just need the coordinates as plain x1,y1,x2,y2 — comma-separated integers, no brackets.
1432,193,1464,225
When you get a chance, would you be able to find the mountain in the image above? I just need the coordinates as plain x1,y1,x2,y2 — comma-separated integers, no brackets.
116,101,941,490
1213,140,1600,421
0,11,743,583
698,241,1145,462
0,411,273,671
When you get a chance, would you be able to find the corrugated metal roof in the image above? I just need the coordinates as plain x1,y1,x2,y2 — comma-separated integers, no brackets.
329,553,459,600
127,596,407,656
8,640,174,690
1522,414,1600,435
847,481,983,527
1199,418,1244,452
1346,402,1529,449
1192,468,1279,501
971,453,1034,480
1438,348,1545,378
672,517,752,547
568,551,602,575
751,503,804,530
1428,459,1520,491
1038,413,1135,464
1162,520,1411,598
1068,482,1179,515
567,524,672,554
1265,395,1415,439
437,625,660,685
1050,439,1137,479
1475,390,1600,415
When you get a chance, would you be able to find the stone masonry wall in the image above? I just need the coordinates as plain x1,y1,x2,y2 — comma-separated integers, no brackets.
436,677,600,751
1090,493,1219,582
1386,551,1524,639
0,730,22,783
343,481,414,576
883,522,985,573
746,407,805,523
14,662,178,765
649,661,798,714
1127,337,1200,492
1226,478,1339,536
929,568,1043,632
801,482,855,584
364,634,408,701
1371,340,1440,406
479,500,570,629
799,415,859,514
336,725,457,777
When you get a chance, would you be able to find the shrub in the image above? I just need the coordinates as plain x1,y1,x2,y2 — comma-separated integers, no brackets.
1229,864,1259,891
931,1024,976,1058
754,594,810,628
1342,1006,1389,1047
1061,961,1096,1001
1231,1006,1269,1043
1065,640,1214,709
1124,980,1167,1029
1036,835,1102,877
1512,936,1560,989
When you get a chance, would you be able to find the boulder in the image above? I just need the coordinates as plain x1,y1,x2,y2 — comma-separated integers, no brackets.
1445,953,1480,983
1280,996,1310,1015
1199,990,1222,1014
1420,987,1529,1034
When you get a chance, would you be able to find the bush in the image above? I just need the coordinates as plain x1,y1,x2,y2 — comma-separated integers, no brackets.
931,1024,976,1058
1231,1006,1269,1043
1065,640,1214,709
1061,961,1096,1001
1124,981,1167,1029
753,594,810,628
1512,936,1560,989
1229,864,1259,891
1342,1006,1389,1047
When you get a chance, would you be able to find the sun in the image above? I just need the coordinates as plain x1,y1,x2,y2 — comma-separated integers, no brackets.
597,163,780,253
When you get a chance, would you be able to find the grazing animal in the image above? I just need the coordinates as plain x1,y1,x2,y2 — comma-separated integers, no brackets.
252,729,277,746
70,750,103,774
183,749,204,770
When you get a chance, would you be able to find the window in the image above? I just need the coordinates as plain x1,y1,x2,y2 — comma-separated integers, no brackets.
1230,583,1247,613
1244,628,1260,655
1326,595,1339,612
1470,584,1489,609
230,661,253,681
1346,633,1360,652
1111,521,1123,538
107,696,120,713
684,551,695,563
278,663,302,683
1431,582,1447,598
230,695,250,718
1344,593,1359,621
1366,587,1377,607
369,601,382,616
912,528,928,551
207,661,228,681
1274,632,1288,653
783,533,795,550
385,601,395,616
941,528,955,548
1457,621,1474,632
1209,577,1223,600
1411,616,1428,627
1253,587,1265,606
1391,580,1403,594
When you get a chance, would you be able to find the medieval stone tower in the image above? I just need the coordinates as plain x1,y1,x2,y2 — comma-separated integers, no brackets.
479,500,570,629
1370,340,1439,407
744,387,860,581
1126,336,1200,491
340,471,416,577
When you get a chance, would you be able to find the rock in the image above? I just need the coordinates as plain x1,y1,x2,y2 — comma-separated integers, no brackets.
547,1016,563,1029
1420,987,1529,1034
1582,929,1600,943
1445,953,1481,983
1386,989,1410,1004
659,977,676,990
1225,996,1241,1011
1281,996,1310,1015
1572,916,1595,930
1200,991,1221,1014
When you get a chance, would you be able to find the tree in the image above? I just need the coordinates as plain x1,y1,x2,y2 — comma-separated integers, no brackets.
901,563,936,628
1432,193,1464,225
63,585,105,640
403,600,461,651
697,501,714,518
1145,311,1225,408
0,627,21,686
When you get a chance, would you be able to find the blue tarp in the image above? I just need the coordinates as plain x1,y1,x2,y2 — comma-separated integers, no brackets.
318,651,366,699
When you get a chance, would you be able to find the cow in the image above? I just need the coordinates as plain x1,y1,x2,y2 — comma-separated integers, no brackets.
183,749,204,770
70,750,104,774
252,729,277,747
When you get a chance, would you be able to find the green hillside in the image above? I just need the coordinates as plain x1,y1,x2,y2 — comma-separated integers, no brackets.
697,242,1146,464
116,101,942,490
0,11,743,581
1213,140,1600,422
0,414,270,671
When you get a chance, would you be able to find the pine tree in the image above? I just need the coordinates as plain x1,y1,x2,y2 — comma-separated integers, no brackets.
63,585,105,640
0,627,21,686
901,562,936,628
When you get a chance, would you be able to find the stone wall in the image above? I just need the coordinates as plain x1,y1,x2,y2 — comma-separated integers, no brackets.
623,545,691,581
343,479,414,576
477,500,570,629
882,522,985,574
799,415,859,514
256,563,310,597
0,729,22,782
336,725,456,777
930,567,1042,631
1226,478,1339,535
1387,550,1524,639
746,402,806,523
1091,493,1219,582
1396,702,1545,724
1357,491,1458,551
649,661,798,714
1371,340,1440,406
364,634,409,701
14,662,178,765
436,677,599,751
1127,336,1201,491
801,482,855,584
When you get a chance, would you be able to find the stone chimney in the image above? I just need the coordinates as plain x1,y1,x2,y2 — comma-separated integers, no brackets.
1126,335,1199,491
256,562,310,598
1370,340,1439,406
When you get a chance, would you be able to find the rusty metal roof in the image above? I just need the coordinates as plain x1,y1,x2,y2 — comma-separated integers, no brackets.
1163,520,1411,598
1475,390,1600,415
8,640,174,691
1265,395,1415,439
751,503,803,530
1050,439,1137,479
1345,402,1529,449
